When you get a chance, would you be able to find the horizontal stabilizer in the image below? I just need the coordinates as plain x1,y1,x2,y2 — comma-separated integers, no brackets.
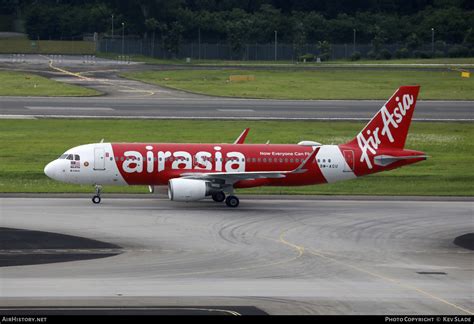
374,155,428,167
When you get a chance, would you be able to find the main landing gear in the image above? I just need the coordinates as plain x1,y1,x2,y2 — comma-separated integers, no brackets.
211,191,239,207
225,195,239,208
92,185,102,204
211,191,226,202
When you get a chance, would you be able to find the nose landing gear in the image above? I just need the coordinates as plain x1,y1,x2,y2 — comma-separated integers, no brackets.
92,185,102,204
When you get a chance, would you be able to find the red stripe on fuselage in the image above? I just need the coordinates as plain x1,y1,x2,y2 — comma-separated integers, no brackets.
111,143,327,187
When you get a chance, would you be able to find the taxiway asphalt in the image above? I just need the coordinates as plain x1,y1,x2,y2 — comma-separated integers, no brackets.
0,197,472,315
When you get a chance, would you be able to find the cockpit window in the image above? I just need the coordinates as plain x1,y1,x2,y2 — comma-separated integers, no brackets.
66,154,74,160
74,154,80,161
59,154,67,159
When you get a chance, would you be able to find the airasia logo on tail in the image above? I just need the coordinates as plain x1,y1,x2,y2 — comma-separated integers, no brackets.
357,94,414,169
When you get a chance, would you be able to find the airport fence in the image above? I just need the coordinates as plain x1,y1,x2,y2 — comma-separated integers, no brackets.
98,38,471,61
0,35,470,60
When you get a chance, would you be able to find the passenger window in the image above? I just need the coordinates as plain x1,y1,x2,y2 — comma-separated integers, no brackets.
120,157,124,161
263,158,267,163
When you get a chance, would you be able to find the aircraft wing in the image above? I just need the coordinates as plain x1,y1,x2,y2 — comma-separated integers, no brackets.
180,147,320,183
181,170,287,182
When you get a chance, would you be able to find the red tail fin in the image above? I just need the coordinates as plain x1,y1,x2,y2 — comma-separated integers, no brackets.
347,85,420,151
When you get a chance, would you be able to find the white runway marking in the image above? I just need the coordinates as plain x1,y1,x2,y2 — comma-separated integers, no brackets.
117,90,154,93
25,106,114,111
0,115,36,119
217,109,255,112
2,114,472,122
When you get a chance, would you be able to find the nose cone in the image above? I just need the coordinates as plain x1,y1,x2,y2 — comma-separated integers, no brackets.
44,160,59,180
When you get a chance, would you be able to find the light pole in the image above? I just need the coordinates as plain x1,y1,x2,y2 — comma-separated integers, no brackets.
121,22,125,57
274,30,278,61
111,14,114,38
431,28,435,53
198,27,201,60
353,28,356,53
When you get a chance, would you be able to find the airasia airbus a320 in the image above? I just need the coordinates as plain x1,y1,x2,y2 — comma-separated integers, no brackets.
44,86,427,207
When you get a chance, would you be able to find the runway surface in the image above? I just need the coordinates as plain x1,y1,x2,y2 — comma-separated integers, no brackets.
0,197,472,315
1,96,472,121
0,54,472,121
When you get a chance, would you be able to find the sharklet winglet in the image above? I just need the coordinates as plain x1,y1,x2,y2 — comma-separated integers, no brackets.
291,147,320,174
233,128,250,144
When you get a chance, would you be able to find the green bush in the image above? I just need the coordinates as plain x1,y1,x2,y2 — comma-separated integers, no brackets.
433,50,445,58
299,53,315,62
0,15,13,31
413,50,432,59
448,45,470,58
394,48,410,59
377,49,392,60
367,50,377,59
434,40,447,51
316,40,331,61
350,51,361,61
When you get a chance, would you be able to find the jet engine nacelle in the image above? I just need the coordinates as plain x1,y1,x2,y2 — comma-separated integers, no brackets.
168,178,210,201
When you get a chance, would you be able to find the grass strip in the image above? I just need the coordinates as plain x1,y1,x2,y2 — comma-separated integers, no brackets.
0,119,472,196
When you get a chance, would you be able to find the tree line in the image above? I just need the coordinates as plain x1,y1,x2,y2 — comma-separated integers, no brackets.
7,0,474,58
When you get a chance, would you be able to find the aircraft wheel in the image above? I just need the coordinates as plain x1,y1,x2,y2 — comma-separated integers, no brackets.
92,195,101,204
212,191,226,202
225,195,239,208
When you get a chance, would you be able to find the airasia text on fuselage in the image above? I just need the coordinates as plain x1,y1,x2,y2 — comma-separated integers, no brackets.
119,145,246,173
